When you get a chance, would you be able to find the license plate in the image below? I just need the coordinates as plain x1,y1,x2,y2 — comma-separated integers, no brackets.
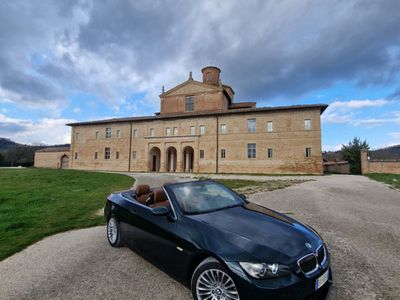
315,269,329,290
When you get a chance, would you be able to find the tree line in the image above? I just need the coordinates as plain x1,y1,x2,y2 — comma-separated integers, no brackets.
0,139,69,167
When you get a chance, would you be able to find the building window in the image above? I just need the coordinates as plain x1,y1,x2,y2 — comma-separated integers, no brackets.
306,147,312,158
105,128,111,139
247,143,256,158
200,149,205,159
94,152,98,160
221,149,226,159
116,129,121,138
247,118,256,133
199,125,205,135
104,147,110,159
150,128,154,137
267,148,273,158
74,152,78,159
305,119,311,130
95,131,99,139
190,126,195,135
166,127,171,136
132,151,137,159
76,132,79,140
185,96,195,112
133,129,138,137
267,121,273,132
116,151,120,159
173,127,178,136
206,72,212,82
220,124,227,134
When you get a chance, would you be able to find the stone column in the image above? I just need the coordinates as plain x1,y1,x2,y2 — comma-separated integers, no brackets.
159,145,166,173
185,151,190,172
170,152,175,172
177,145,183,172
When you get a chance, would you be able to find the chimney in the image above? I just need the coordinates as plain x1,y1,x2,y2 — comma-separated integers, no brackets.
201,66,221,86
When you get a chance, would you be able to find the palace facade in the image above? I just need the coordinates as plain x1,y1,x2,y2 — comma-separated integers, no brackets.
34,66,327,174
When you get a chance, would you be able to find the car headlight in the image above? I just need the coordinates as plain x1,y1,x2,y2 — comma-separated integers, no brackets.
239,262,292,279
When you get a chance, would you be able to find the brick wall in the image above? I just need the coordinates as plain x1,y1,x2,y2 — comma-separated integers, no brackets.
160,81,229,115
361,149,400,174
70,122,131,171
65,107,323,174
34,151,70,169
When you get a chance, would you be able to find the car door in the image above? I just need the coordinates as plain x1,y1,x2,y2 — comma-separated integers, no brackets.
121,196,185,277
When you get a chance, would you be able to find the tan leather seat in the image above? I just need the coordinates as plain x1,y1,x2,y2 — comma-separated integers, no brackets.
150,188,170,208
135,184,150,204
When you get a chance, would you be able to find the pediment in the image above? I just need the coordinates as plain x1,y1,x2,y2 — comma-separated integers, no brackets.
162,80,220,97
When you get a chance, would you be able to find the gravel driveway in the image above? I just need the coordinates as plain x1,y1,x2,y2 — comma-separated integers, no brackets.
0,174,399,300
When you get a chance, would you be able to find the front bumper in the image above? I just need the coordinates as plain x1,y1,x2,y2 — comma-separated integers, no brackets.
226,262,332,300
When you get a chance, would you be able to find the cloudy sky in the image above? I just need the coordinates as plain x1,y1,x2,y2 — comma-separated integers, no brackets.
0,0,399,150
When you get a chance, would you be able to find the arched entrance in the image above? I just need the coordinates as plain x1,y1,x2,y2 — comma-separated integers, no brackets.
182,146,194,172
149,147,161,172
166,147,177,172
60,155,69,169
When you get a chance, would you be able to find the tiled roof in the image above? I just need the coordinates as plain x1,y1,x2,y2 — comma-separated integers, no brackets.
67,104,328,126
36,146,70,152
229,102,256,108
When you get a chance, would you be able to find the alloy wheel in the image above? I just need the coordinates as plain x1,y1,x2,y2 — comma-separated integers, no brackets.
107,217,118,244
196,268,240,300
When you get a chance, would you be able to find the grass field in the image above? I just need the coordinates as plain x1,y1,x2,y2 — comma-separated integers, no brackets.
367,173,400,189
0,168,133,261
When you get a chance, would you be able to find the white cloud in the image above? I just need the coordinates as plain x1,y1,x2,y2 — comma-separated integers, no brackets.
388,132,400,145
328,99,388,109
322,144,343,152
0,113,73,145
389,132,400,139
0,87,66,117
322,99,398,127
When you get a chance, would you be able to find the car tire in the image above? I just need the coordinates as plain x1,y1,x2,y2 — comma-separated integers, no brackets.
191,257,240,300
107,214,122,247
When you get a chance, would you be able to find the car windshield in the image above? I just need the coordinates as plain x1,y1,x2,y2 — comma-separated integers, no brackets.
167,181,244,214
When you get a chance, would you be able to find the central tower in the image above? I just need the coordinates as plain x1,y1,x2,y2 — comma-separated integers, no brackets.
201,66,221,86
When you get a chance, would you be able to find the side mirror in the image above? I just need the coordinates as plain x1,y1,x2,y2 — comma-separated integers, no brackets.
239,193,247,200
151,206,169,216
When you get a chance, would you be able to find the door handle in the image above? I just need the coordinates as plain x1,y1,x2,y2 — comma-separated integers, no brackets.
130,209,136,213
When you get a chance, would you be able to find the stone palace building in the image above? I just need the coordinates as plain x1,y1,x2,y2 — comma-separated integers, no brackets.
34,66,328,174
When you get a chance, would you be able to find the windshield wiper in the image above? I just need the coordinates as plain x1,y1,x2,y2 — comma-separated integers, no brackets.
202,203,243,214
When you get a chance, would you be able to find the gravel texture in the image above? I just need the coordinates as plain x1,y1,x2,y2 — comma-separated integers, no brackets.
250,175,400,300
0,174,399,300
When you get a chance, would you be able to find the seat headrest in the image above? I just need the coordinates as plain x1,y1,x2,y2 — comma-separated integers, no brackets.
136,184,150,196
153,188,168,203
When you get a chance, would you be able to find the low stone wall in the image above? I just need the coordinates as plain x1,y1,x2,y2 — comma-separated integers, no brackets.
323,162,350,174
366,160,400,174
34,150,70,169
361,149,400,174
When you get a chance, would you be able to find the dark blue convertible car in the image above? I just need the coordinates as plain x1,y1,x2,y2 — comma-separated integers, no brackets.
104,180,332,300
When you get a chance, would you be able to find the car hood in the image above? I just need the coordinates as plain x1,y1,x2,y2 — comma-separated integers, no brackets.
188,202,322,263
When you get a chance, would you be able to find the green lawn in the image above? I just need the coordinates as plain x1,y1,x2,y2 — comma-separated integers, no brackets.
0,168,133,261
367,173,400,189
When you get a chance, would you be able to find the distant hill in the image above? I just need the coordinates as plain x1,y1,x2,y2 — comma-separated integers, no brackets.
324,144,400,161
0,137,70,166
370,144,400,160
0,138,19,149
